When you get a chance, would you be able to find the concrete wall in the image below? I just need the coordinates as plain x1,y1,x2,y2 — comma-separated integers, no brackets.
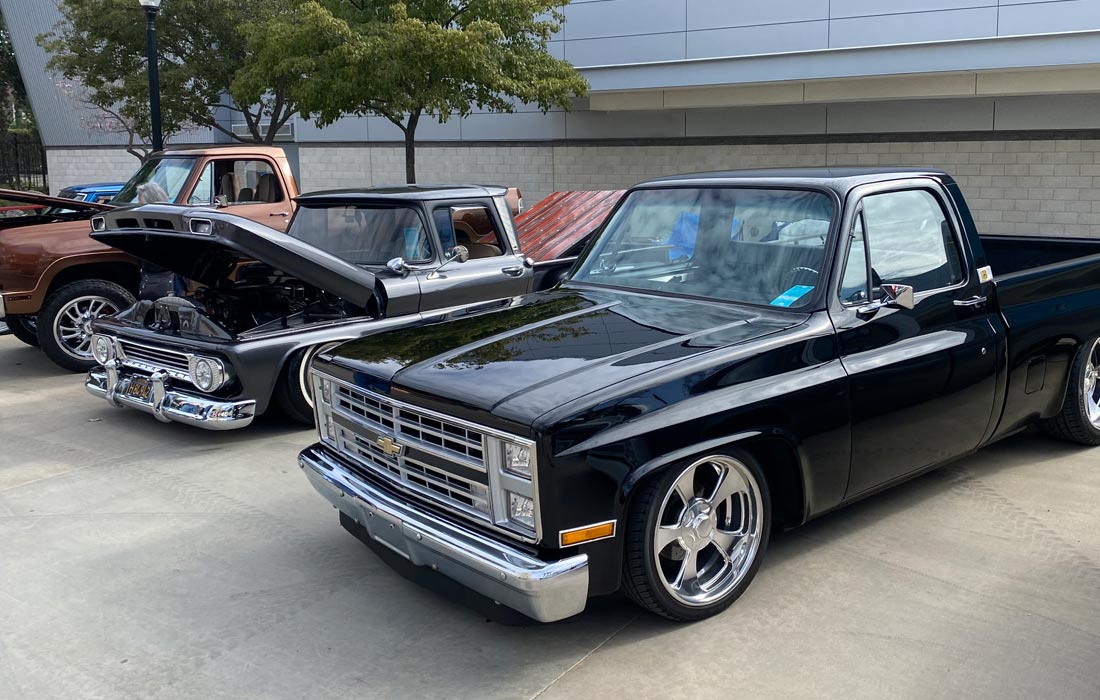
295,137,1100,237
44,148,142,195
48,133,1100,238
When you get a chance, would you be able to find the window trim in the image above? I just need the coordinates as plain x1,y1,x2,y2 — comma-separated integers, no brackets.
835,181,970,308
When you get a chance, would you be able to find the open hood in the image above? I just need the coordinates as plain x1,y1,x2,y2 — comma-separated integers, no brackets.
0,188,114,212
90,205,378,308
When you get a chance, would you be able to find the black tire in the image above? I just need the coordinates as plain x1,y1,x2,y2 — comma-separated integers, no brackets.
6,315,39,347
1041,336,1100,445
274,350,315,426
622,450,771,622
37,280,135,372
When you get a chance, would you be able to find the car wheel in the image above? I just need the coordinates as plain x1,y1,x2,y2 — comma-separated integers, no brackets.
1042,335,1100,445
37,280,134,372
6,315,39,347
274,350,315,426
622,451,771,621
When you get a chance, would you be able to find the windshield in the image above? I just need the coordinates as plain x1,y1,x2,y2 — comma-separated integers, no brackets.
112,157,196,205
288,204,433,265
571,187,835,308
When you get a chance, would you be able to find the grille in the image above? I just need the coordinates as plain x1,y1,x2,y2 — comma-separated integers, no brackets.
117,339,191,378
331,382,493,520
335,384,485,468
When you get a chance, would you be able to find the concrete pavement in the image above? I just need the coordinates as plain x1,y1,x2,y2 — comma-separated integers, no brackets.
1,333,1098,700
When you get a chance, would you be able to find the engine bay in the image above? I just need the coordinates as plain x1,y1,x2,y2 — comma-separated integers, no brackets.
137,262,366,339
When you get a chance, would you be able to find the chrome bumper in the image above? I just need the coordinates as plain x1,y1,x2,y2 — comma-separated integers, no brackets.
299,444,589,623
86,361,256,430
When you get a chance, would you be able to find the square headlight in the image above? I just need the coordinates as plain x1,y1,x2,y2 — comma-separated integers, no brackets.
507,492,536,529
503,442,532,479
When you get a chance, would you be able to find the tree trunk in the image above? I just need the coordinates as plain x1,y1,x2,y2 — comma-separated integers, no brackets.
404,110,420,183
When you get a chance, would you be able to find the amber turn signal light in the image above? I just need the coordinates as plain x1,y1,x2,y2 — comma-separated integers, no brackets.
559,521,616,547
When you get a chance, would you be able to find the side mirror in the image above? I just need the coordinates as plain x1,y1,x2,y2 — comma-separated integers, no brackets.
387,257,409,276
214,194,229,208
857,283,914,317
427,245,469,280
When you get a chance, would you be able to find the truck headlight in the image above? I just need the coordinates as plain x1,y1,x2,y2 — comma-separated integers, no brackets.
508,492,536,529
91,334,114,365
188,356,226,392
502,442,532,478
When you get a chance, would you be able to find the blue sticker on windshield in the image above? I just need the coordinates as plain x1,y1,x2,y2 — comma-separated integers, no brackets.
770,285,814,307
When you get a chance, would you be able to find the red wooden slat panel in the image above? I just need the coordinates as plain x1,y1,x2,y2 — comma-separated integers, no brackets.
514,190,624,262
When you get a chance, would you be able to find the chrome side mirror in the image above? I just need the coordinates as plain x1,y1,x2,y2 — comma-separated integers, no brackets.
450,245,470,264
858,283,914,317
387,257,409,276
214,194,229,208
427,245,469,280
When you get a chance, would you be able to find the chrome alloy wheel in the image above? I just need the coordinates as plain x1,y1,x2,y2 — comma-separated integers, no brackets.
653,455,764,607
53,295,119,360
1085,338,1100,427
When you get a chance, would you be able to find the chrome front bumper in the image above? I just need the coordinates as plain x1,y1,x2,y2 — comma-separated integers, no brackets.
299,444,590,623
86,361,256,430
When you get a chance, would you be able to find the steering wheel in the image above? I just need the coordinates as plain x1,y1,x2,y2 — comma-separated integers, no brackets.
781,266,819,292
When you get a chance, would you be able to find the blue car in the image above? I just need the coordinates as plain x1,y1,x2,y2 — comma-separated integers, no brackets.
57,182,124,204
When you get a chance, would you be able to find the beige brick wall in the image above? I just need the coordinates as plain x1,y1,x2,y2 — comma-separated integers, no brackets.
45,148,141,196
56,139,1100,237
299,138,1100,237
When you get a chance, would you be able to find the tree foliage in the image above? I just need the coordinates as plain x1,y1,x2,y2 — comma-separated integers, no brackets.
238,0,588,181
39,0,300,146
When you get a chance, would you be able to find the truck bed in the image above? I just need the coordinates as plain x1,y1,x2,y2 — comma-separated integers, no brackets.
980,234,1100,279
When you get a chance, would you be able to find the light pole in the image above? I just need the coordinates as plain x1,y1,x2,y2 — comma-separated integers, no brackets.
139,0,163,151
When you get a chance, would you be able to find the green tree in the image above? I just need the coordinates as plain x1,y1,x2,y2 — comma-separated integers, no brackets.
38,0,300,147
238,0,588,182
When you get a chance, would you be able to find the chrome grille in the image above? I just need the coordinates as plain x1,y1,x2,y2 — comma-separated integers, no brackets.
330,382,495,521
335,385,485,468
116,338,191,379
338,425,490,516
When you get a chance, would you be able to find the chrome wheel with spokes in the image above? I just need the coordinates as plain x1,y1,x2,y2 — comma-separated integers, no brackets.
53,295,119,361
653,455,764,606
1084,339,1100,427
623,450,771,621
37,279,135,373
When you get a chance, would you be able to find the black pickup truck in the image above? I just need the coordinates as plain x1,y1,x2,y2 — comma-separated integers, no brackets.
83,186,576,429
298,168,1100,623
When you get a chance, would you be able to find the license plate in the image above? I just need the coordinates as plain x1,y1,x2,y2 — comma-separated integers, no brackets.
125,376,152,402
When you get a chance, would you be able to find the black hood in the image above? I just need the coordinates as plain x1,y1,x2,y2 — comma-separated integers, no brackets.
325,286,804,424
91,205,378,308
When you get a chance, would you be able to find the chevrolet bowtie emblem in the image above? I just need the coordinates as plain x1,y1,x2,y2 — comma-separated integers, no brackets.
376,435,404,457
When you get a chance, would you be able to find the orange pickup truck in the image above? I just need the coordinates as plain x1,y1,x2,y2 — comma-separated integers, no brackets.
0,145,299,370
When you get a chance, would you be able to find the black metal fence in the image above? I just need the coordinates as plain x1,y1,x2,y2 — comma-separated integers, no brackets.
0,133,47,192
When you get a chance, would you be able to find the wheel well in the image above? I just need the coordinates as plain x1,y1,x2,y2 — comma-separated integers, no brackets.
736,437,806,529
46,262,141,298
626,436,807,530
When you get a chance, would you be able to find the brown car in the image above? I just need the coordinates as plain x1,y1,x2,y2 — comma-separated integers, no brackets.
0,145,299,371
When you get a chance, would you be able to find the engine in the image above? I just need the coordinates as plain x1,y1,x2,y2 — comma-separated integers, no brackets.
140,263,351,338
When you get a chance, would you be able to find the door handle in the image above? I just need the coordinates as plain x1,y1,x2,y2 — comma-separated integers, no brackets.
954,295,987,307
269,211,289,217
501,266,524,277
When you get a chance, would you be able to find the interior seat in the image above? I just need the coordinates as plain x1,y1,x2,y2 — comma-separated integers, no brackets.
218,172,239,202
255,173,279,203
237,187,254,202
454,221,501,258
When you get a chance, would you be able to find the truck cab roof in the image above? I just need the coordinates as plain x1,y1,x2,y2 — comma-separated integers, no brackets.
295,184,510,203
640,167,951,193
